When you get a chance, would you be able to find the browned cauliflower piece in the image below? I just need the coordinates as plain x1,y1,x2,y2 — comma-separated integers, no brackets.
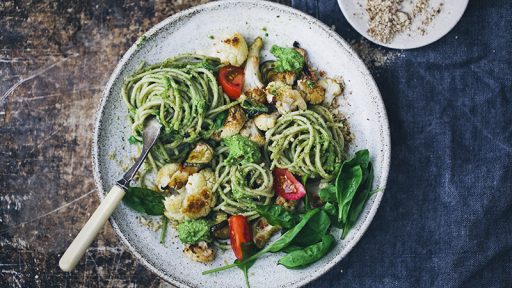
220,105,247,138
183,241,216,263
297,78,326,104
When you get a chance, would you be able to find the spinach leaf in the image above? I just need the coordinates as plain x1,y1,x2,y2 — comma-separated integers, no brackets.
335,150,370,223
202,209,320,275
281,245,303,253
278,234,335,269
318,184,337,202
123,186,165,216
241,99,269,118
255,205,298,229
322,202,342,228
235,242,257,288
342,162,374,238
302,175,310,209
292,210,331,247
214,111,228,130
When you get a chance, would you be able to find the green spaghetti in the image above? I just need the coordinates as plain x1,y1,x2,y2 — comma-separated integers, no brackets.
122,54,232,170
120,33,368,275
265,105,344,180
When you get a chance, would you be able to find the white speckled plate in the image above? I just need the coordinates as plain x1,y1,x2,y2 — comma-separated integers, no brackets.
93,1,390,287
338,0,469,49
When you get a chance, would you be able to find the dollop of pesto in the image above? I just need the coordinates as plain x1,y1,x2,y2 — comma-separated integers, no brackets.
270,45,305,74
223,135,261,165
177,219,211,244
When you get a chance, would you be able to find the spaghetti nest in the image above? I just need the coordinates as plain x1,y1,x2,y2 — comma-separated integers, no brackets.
122,54,230,169
212,146,274,219
265,105,344,180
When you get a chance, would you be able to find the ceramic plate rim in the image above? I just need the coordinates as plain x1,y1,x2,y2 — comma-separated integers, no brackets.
92,1,391,287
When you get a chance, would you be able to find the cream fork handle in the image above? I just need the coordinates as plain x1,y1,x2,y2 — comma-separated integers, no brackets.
59,185,125,271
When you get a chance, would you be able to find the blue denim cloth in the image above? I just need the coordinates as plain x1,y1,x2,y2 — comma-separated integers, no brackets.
292,1,512,287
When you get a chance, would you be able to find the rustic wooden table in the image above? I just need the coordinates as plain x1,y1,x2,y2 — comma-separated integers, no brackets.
0,1,291,287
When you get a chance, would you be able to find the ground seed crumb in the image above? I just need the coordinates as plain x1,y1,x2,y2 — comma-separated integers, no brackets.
365,0,444,43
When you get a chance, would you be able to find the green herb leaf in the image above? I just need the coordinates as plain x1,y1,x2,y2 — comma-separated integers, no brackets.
270,45,305,74
322,202,343,228
278,234,335,269
177,219,212,244
342,162,374,238
214,111,228,130
241,99,269,118
292,210,331,247
123,187,165,216
335,150,370,224
318,184,337,202
255,205,299,229
235,242,257,288
202,209,320,275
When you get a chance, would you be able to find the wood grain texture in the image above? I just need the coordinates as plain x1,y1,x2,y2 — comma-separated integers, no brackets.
0,1,290,287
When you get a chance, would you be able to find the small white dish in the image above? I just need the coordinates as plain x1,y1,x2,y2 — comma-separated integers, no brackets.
338,0,469,49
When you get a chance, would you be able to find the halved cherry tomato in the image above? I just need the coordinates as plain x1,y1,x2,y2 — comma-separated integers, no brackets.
273,168,306,201
228,215,253,260
218,65,244,100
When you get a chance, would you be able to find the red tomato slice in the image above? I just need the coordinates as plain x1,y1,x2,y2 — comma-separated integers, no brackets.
218,65,244,100
273,168,306,201
228,215,253,260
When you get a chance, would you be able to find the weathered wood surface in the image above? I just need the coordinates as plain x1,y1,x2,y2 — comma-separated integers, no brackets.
0,1,289,287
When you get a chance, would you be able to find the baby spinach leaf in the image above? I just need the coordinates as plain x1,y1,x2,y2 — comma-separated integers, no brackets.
342,162,374,238
255,205,298,229
322,202,342,228
202,209,320,275
123,186,164,216
319,184,337,202
214,111,228,130
278,234,335,269
292,210,331,247
241,100,269,118
235,242,257,288
335,150,370,223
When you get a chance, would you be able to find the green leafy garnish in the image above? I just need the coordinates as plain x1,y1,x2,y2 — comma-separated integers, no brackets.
123,187,164,216
318,184,337,202
214,111,228,130
291,210,331,247
236,242,257,288
240,99,269,118
270,45,305,74
255,205,299,229
177,219,212,244
278,234,335,269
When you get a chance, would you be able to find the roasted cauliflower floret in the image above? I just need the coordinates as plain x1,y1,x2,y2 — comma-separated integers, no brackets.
240,119,265,146
156,163,191,192
242,37,266,103
220,105,247,138
163,192,186,222
319,78,344,105
183,241,215,263
265,81,306,114
163,169,216,221
206,32,248,67
268,71,296,86
297,78,326,104
253,112,278,131
244,88,267,105
181,171,216,219
186,142,214,164
253,217,281,248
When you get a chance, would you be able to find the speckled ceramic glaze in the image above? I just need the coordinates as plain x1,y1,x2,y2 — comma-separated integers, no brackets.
93,1,391,287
